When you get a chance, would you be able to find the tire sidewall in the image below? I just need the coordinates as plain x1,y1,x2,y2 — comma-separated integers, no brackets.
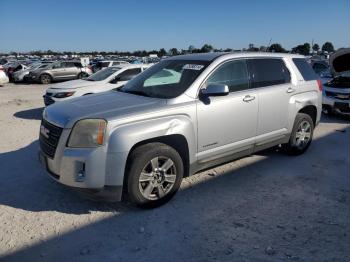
40,74,51,84
127,144,184,207
287,113,314,155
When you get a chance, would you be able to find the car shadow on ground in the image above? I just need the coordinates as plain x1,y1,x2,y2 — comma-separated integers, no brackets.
1,120,350,261
13,107,44,120
0,141,131,215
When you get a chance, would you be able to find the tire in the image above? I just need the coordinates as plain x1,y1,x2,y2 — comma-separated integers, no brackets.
40,74,52,84
282,113,314,155
126,143,184,208
78,72,88,79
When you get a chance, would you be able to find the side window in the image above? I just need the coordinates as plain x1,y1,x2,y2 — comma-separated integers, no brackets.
248,58,291,88
293,58,318,81
52,63,62,69
119,68,142,78
206,60,249,92
111,68,142,83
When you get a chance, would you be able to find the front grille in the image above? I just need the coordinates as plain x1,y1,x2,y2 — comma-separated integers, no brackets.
334,102,350,113
39,119,63,158
325,91,350,100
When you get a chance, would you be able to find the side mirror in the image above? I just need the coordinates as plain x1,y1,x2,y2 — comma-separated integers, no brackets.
201,84,229,97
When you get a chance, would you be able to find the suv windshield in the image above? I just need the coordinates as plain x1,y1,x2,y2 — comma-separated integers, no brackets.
86,67,121,81
119,59,209,98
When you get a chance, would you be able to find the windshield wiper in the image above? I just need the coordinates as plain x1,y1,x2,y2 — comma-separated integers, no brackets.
86,79,95,81
118,89,150,97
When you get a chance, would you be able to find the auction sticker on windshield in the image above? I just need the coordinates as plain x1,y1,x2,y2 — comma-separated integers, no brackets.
183,64,205,70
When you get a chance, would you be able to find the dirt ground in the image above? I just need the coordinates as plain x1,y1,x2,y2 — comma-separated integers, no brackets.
0,83,350,262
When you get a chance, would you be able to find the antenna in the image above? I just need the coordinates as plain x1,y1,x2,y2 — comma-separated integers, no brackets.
267,38,272,52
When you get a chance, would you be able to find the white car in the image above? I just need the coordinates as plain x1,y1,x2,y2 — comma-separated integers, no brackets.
92,60,130,72
43,64,149,106
0,71,9,85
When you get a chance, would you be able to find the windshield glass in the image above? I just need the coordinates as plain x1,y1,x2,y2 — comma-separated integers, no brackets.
86,67,121,81
119,59,209,98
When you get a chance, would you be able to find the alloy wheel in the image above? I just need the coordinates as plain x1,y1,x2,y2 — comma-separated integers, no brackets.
138,156,177,200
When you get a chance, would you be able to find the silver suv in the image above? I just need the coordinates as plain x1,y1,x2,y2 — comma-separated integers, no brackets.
38,53,322,207
29,61,92,84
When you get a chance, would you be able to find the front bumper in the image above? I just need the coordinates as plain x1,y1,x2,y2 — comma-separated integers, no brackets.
38,150,122,201
323,96,350,115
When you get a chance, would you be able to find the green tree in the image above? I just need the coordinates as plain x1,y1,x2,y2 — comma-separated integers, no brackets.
268,43,286,53
322,42,335,53
169,48,179,56
292,43,310,55
158,48,167,57
312,43,320,53
188,45,196,53
200,44,214,53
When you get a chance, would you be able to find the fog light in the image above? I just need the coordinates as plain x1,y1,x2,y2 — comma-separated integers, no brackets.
75,162,85,182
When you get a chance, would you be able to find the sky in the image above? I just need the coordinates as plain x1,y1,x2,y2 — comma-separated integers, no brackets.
0,0,349,53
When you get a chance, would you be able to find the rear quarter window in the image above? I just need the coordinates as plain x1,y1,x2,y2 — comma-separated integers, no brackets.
293,58,319,81
247,58,291,88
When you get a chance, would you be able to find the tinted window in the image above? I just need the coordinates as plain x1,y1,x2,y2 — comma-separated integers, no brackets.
119,68,142,78
87,67,121,81
248,58,291,88
74,62,83,68
293,58,319,81
206,60,249,92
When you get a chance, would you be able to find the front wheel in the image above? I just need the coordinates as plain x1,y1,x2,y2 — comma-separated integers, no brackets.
282,113,314,155
78,72,88,79
40,74,52,84
126,143,183,208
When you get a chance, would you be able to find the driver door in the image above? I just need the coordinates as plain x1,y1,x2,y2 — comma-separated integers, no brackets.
196,59,258,162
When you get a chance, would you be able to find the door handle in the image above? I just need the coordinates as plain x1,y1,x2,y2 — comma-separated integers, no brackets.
287,88,295,93
243,95,255,102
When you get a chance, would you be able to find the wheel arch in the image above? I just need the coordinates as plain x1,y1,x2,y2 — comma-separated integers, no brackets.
298,105,317,126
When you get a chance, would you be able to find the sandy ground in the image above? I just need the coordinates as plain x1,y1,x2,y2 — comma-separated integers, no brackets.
0,82,350,261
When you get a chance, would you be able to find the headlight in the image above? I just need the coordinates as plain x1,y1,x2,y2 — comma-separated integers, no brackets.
54,91,75,98
68,119,107,148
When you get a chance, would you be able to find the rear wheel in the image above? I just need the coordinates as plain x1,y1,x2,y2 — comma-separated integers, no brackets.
126,143,183,208
282,113,314,155
40,74,52,84
78,72,88,79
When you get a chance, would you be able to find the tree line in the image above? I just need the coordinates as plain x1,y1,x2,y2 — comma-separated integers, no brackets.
2,42,336,58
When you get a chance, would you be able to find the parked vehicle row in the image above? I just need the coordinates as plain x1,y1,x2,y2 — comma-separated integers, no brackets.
43,64,150,105
39,52,322,208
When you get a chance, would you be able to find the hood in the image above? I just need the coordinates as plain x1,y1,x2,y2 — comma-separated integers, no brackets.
43,91,166,128
330,48,350,75
49,79,98,90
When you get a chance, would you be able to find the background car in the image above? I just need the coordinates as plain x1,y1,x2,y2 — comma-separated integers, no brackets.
43,64,149,105
13,62,53,83
0,70,9,85
92,60,129,73
322,48,350,115
28,61,93,84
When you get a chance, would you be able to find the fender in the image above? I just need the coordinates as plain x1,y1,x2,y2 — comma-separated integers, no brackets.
288,90,319,131
104,115,196,186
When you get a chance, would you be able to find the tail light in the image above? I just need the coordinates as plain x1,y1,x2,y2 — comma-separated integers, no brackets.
317,79,323,92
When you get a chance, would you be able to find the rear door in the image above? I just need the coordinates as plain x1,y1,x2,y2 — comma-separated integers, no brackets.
50,62,66,78
62,62,80,79
196,59,258,161
247,58,293,145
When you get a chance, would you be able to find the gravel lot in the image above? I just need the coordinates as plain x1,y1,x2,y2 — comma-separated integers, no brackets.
1,83,350,261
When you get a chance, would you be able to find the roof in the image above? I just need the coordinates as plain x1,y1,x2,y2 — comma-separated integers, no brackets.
167,52,305,62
